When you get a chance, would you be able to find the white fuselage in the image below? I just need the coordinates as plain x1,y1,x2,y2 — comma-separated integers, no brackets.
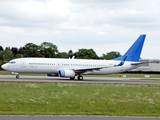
2,58,138,76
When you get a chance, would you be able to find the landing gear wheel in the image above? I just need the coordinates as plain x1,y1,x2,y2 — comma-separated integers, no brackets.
77,76,83,80
16,75,19,79
70,77,75,80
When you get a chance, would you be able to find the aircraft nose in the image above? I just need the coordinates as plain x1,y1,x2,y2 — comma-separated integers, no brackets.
1,64,8,70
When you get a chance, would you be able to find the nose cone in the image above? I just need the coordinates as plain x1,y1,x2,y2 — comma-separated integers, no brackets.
1,64,8,70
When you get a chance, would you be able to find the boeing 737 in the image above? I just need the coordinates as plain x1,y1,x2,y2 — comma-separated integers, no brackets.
2,34,146,80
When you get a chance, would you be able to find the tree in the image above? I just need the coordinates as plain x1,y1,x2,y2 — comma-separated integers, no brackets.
23,43,42,57
101,51,121,60
40,42,58,58
5,47,10,50
76,49,99,59
18,47,25,54
68,50,73,58
0,51,2,61
11,47,18,57
0,49,14,61
73,52,78,58
0,46,3,51
15,54,22,58
56,52,68,58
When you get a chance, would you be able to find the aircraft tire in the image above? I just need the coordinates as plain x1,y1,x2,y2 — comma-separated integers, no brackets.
16,75,19,79
78,76,83,80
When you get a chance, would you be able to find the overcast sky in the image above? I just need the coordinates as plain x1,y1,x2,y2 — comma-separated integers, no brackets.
0,0,160,59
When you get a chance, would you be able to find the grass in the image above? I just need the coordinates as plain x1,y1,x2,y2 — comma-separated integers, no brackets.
0,82,160,116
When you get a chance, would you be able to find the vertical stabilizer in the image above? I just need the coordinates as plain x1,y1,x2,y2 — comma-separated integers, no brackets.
112,34,146,62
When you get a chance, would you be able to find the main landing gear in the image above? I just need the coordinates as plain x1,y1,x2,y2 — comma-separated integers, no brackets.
16,75,19,79
77,75,83,80
70,75,83,80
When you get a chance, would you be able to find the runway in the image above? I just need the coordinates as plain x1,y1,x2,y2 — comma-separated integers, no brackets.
0,75,160,85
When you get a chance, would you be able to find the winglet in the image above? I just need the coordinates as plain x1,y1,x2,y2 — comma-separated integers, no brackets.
117,56,127,66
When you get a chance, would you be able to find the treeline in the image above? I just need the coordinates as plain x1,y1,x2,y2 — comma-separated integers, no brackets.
0,42,121,66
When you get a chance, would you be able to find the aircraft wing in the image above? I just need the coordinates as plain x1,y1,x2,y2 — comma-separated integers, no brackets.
74,56,127,74
74,66,110,73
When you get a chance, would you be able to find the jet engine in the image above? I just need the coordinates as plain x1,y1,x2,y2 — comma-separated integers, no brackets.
59,69,75,78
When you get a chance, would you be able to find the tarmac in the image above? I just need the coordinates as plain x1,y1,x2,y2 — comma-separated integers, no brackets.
0,75,160,85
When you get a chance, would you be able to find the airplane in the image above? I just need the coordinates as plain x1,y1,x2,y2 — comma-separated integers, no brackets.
1,34,146,80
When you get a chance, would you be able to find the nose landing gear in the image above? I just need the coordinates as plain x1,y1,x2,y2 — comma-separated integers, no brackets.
11,72,19,79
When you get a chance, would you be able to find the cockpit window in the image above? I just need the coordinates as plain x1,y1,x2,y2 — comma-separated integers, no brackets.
9,61,16,64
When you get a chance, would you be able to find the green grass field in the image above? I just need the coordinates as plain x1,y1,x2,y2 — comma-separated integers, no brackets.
0,82,160,116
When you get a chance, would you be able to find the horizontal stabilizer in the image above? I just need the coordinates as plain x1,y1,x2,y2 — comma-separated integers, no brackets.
131,60,158,65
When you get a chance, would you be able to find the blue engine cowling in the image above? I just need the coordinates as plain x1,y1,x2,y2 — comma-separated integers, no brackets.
59,69,75,78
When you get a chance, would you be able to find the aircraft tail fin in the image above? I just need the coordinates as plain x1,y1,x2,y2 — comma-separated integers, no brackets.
112,34,146,62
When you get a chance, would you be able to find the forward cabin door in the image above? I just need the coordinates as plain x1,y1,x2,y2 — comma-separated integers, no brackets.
21,59,26,73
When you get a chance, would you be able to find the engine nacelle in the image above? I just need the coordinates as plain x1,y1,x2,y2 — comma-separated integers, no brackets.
47,73,58,77
59,69,75,78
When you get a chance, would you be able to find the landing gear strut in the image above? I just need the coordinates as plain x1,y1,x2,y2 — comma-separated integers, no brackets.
11,72,19,79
